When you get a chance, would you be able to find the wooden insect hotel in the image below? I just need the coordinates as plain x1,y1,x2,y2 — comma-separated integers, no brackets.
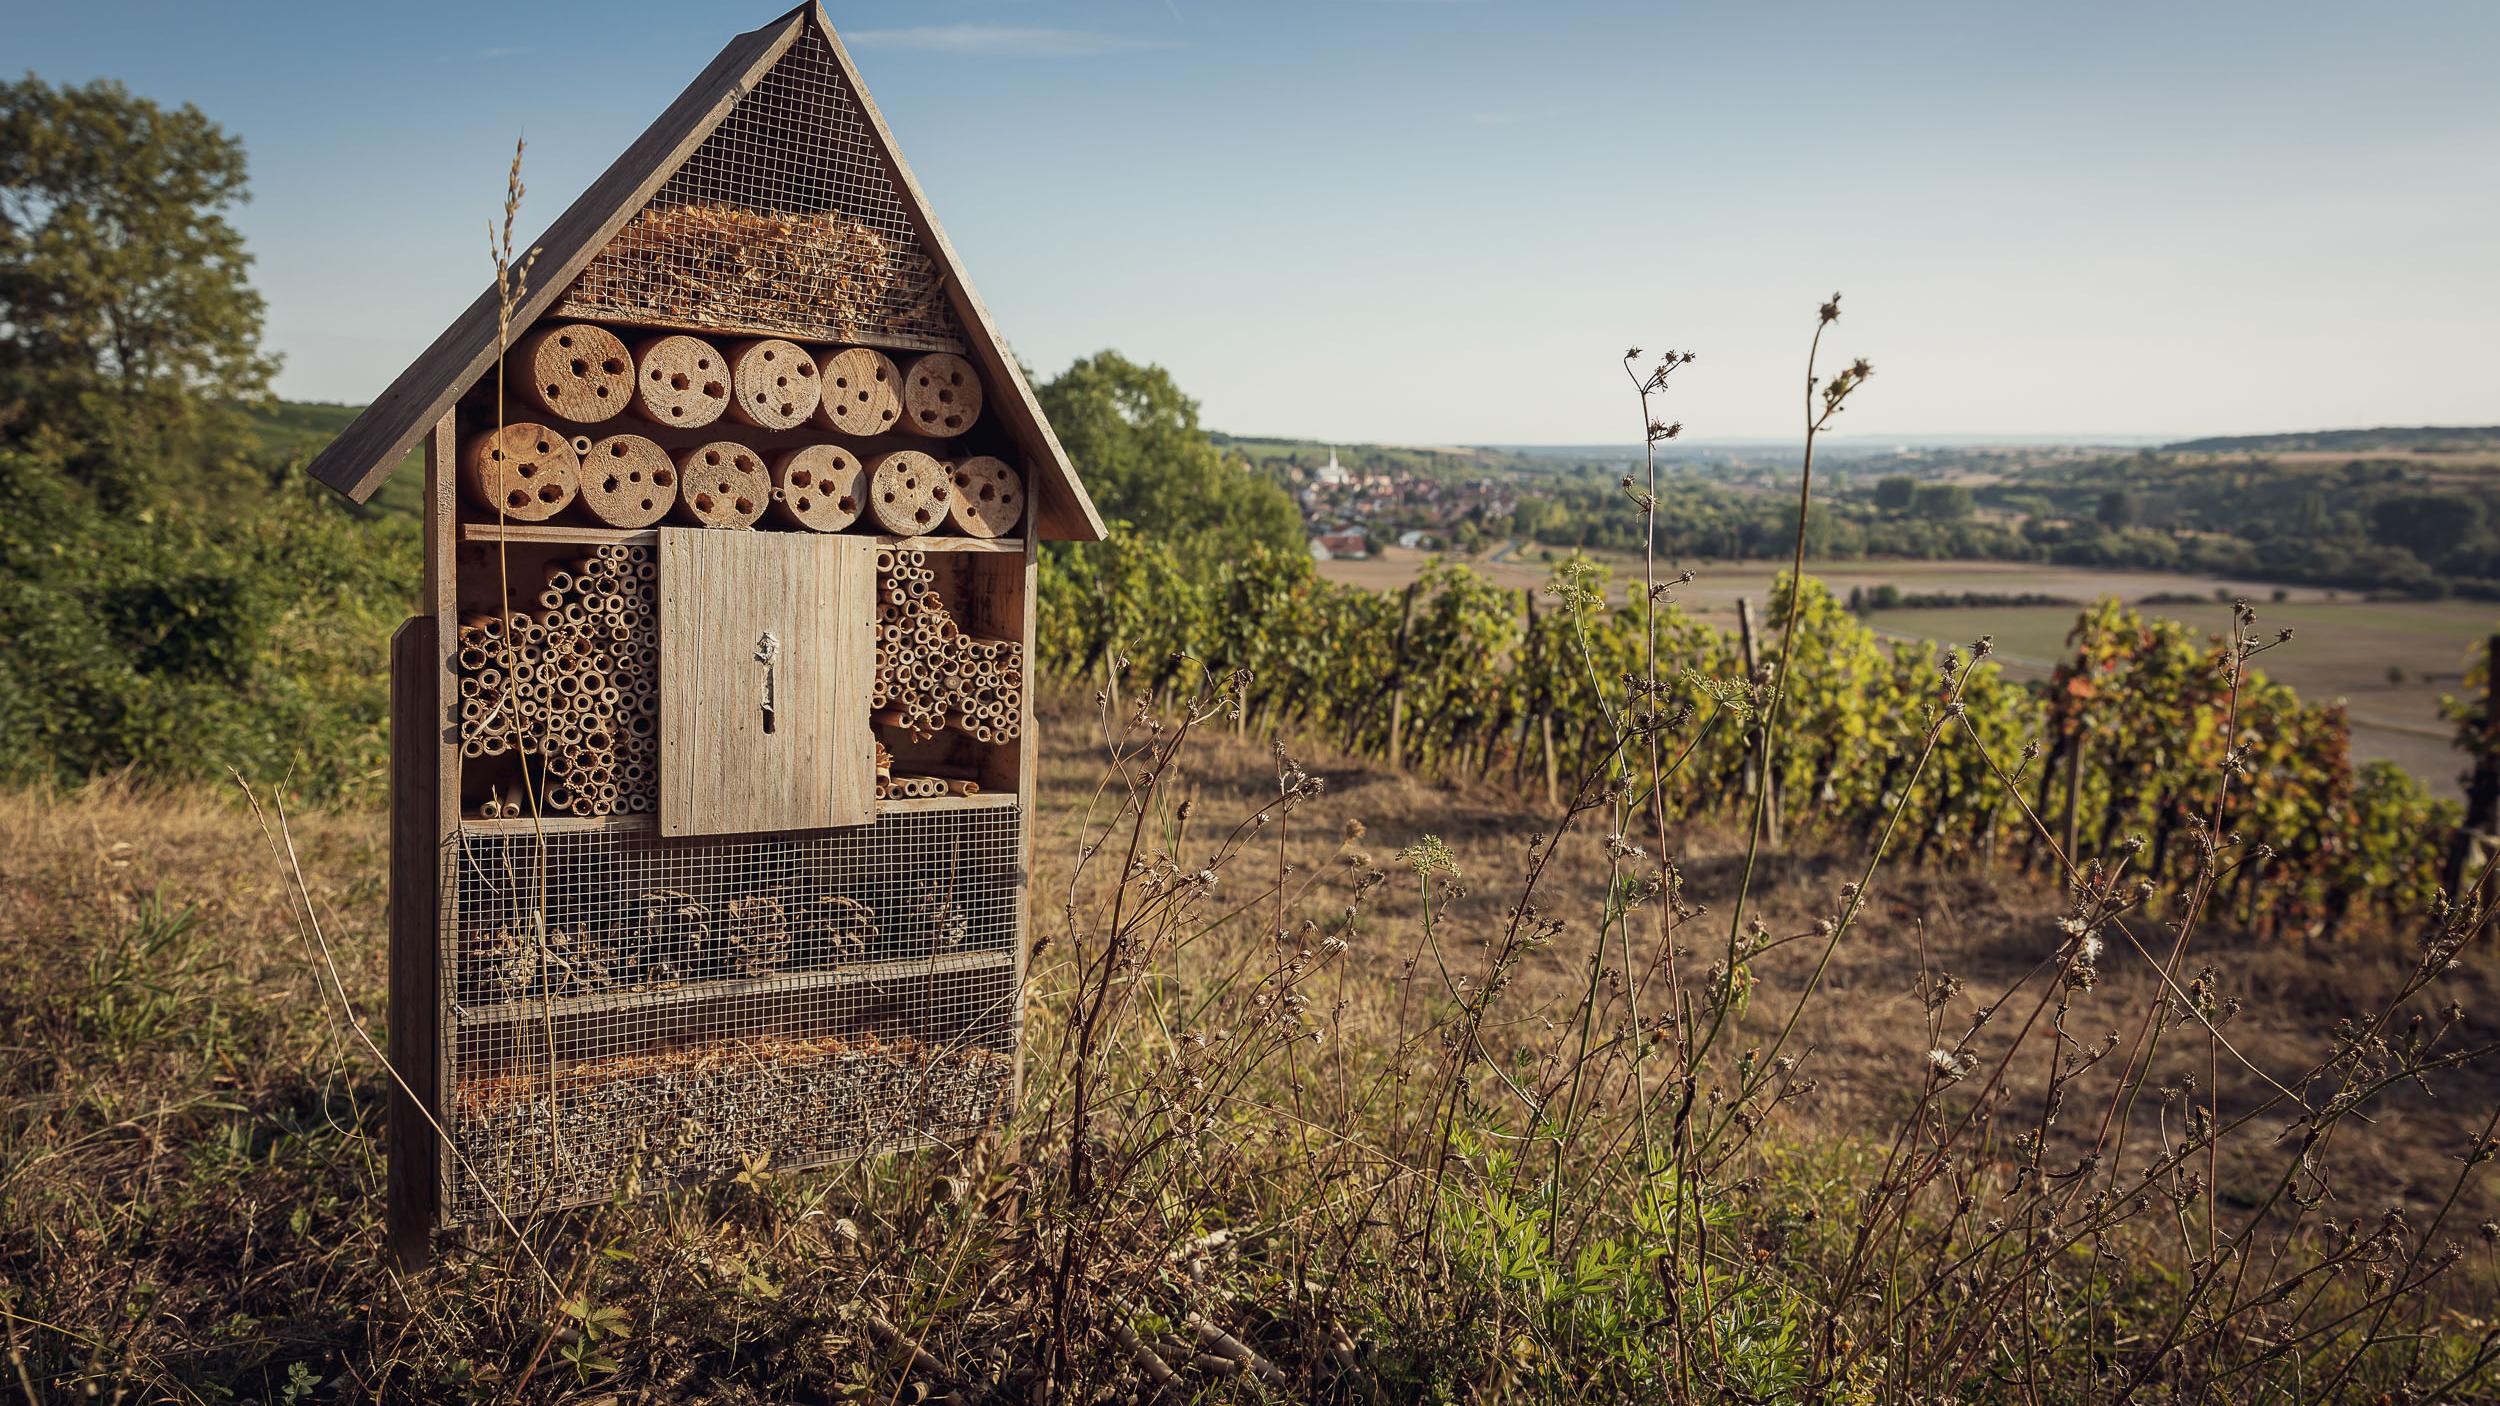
302,4,1104,1264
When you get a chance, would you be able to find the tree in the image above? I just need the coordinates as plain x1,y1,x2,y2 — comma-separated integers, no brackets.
0,75,274,491
1036,351,1301,565
2371,493,2484,564
1873,474,1916,512
2096,489,2134,529
1909,483,1973,522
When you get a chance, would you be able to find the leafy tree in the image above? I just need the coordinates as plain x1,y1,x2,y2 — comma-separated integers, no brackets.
0,77,409,798
1909,483,1973,522
2096,488,2134,529
2370,493,2483,563
1036,350,1301,564
1873,474,1916,512
0,75,275,499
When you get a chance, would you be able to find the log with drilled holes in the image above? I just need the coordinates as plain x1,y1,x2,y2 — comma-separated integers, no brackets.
461,423,581,522
724,337,821,431
770,444,866,532
673,442,770,529
899,352,982,437
945,456,1024,538
510,323,634,424
814,345,902,436
630,333,731,429
578,433,679,529
866,449,952,536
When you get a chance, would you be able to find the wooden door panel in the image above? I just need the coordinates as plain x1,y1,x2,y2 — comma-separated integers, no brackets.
658,529,875,836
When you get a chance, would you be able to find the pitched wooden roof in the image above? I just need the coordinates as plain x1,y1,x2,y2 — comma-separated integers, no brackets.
303,3,1106,542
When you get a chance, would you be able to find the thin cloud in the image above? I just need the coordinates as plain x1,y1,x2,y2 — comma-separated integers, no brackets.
845,25,1182,57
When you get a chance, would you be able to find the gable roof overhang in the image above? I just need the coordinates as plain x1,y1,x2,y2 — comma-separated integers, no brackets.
302,3,1105,542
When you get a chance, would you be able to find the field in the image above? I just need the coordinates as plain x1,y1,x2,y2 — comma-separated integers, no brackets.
1322,546,2492,793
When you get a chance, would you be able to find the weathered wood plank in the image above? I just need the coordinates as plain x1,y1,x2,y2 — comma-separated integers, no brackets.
811,7,1106,543
386,616,442,1270
305,12,804,504
658,528,875,836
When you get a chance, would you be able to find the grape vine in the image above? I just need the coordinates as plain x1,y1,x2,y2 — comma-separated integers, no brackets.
1040,542,2457,939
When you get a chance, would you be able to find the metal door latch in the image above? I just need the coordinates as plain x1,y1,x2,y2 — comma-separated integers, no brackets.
756,631,780,734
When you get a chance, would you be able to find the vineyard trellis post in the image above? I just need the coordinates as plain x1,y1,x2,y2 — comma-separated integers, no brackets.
1386,580,1419,771
1517,587,1560,808
2442,630,2500,898
1737,597,1781,845
2061,732,2087,863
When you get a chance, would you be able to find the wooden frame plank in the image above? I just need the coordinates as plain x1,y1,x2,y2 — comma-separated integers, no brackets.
814,7,1107,544
459,523,1023,553
455,949,1012,1027
306,13,805,503
385,616,441,1270
306,6,1109,543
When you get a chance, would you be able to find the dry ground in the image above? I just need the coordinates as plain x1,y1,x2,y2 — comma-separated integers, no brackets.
1038,694,2500,1222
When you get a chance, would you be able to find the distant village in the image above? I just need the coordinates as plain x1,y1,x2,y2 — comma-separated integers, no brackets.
1291,447,1519,560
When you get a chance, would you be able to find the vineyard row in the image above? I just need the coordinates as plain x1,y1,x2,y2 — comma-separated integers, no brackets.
1037,543,2458,940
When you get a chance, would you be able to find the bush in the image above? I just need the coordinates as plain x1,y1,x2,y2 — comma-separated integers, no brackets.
0,445,416,802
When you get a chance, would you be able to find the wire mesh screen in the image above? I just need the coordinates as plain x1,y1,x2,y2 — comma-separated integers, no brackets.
441,807,1021,1221
555,24,965,351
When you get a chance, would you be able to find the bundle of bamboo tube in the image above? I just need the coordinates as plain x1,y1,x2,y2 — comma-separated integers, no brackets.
455,543,659,819
869,546,1023,765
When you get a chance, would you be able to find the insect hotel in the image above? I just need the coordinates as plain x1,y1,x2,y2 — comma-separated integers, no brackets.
302,4,1104,1265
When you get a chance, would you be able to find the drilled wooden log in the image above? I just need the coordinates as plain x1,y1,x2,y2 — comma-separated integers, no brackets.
724,338,821,431
866,450,951,536
945,456,1023,538
813,346,903,435
770,444,867,532
672,442,770,529
630,333,730,429
510,323,633,424
577,433,678,529
900,353,981,437
461,423,580,522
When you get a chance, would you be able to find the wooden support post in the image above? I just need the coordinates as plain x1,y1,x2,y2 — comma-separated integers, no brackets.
1737,598,1781,846
1541,715,1560,810
2444,632,2500,899
1386,581,1418,771
386,617,442,1271
1735,599,1762,807
2061,735,2087,864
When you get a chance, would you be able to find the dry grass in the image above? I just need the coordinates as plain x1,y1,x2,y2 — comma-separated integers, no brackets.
1053,712,2500,1223
7,694,2492,1400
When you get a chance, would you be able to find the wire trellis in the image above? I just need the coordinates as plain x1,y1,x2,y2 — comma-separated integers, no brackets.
556,24,965,351
441,808,1021,1220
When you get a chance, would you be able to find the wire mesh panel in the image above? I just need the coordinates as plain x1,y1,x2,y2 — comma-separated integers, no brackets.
441,807,1021,1221
555,24,965,351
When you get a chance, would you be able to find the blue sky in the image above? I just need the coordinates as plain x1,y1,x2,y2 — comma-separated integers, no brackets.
9,1,2497,442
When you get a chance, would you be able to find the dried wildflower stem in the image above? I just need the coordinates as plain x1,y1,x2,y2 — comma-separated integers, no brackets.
232,774,557,1294
476,137,568,1207
1693,295,1866,1070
